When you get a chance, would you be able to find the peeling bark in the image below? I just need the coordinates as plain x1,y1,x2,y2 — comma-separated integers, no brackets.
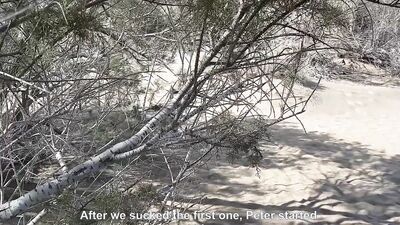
0,91,180,220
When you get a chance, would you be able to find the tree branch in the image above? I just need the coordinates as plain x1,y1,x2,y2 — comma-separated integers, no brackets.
364,0,400,8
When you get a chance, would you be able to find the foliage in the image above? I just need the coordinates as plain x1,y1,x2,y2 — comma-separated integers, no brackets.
333,0,400,75
3,0,393,223
43,184,159,225
26,3,102,41
209,112,268,166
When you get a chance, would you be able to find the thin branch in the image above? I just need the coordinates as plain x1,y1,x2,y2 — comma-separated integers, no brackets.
0,71,50,94
364,0,400,8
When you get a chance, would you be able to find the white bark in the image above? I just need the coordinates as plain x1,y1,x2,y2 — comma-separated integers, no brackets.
54,151,68,174
0,2,247,220
26,209,47,225
0,95,179,220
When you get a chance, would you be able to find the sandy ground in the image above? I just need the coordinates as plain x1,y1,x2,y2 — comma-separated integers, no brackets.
176,79,400,225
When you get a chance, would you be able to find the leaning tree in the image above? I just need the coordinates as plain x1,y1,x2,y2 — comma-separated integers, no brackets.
0,0,370,223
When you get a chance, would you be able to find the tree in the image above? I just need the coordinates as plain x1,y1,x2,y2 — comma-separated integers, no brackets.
0,0,353,223
364,0,400,8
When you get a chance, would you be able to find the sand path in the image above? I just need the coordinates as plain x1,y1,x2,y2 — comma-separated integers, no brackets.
181,79,400,225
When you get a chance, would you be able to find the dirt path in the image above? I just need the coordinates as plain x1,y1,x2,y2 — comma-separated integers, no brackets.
180,79,400,225
298,80,400,156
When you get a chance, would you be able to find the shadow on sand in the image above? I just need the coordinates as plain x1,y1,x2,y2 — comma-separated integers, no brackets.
26,122,396,225
170,124,400,225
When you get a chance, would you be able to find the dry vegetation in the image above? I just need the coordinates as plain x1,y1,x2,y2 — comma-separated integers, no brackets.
0,0,399,224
